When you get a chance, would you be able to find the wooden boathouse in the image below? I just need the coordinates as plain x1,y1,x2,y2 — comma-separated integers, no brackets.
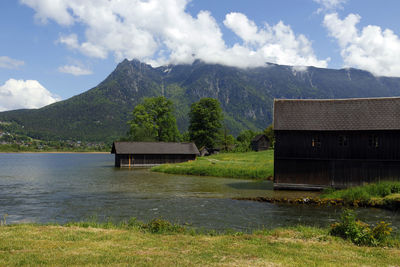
273,97,400,190
111,141,199,167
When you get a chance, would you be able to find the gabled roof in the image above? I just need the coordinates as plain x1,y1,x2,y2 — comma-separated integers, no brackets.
111,142,200,155
251,134,268,142
274,97,400,131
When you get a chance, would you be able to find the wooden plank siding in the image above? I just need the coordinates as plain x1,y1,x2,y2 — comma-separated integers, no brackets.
112,142,199,168
275,130,400,160
116,154,196,167
274,130,400,189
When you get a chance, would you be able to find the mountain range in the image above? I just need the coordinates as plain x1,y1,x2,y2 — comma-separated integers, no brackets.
2,59,400,142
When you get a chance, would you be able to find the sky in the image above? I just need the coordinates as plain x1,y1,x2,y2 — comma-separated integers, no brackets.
1,0,400,111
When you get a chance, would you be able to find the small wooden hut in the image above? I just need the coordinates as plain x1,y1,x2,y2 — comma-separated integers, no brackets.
199,147,209,157
274,97,400,190
251,134,270,151
111,142,199,167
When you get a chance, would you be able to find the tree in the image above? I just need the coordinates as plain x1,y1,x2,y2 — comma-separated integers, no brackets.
128,96,180,142
234,129,259,152
189,98,223,149
219,125,235,151
236,129,257,143
264,124,274,148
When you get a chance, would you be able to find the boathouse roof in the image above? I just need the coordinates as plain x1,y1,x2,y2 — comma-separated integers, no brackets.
111,142,200,155
274,97,400,131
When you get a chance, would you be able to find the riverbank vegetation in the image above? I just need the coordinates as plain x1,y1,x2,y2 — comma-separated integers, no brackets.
1,218,399,266
152,150,273,180
321,182,400,208
238,182,400,211
321,181,400,201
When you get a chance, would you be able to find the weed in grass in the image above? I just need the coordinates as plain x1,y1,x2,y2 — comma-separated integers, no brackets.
330,209,394,246
0,214,7,226
63,217,189,235
141,218,185,234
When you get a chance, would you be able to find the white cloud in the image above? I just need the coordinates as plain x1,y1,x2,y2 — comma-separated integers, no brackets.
20,0,74,25
22,0,328,68
58,65,93,76
222,13,328,68
0,56,25,69
0,79,60,111
57,34,79,49
313,0,347,13
324,13,400,77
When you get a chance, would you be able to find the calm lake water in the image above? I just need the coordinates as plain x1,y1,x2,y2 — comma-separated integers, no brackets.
1,153,399,231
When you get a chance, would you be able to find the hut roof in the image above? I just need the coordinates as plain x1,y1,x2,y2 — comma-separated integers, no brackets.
274,97,400,131
251,134,267,142
111,142,200,155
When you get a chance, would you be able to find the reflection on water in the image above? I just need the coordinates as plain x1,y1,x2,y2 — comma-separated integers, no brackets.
0,153,399,231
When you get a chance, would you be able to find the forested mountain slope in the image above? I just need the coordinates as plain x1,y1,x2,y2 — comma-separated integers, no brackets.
1,59,400,142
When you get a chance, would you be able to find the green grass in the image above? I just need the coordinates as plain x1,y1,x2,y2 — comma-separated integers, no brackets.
1,223,400,266
319,182,400,210
151,150,274,180
321,182,400,203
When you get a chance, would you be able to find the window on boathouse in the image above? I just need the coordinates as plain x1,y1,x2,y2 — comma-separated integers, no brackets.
311,136,321,148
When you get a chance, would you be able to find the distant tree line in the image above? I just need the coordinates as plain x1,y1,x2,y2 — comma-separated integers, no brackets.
126,96,273,151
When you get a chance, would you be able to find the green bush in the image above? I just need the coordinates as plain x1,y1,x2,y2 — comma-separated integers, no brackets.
330,209,393,246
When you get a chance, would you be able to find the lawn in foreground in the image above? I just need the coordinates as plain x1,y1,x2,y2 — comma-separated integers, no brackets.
152,150,273,180
0,224,399,266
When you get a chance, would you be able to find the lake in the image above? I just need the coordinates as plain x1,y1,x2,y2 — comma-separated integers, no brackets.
1,153,399,231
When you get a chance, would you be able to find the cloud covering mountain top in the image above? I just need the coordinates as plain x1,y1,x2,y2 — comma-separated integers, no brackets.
21,0,328,69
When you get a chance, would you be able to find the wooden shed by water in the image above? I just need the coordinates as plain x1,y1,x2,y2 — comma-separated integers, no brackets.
111,142,199,167
251,134,270,151
273,97,400,190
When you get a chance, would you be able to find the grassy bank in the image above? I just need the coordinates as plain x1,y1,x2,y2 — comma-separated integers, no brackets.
151,150,273,180
321,182,400,208
238,182,400,210
1,223,399,266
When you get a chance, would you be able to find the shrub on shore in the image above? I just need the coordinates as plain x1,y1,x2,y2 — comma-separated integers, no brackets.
330,209,395,246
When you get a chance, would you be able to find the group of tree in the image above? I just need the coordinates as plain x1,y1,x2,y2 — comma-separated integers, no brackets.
128,97,180,142
188,98,223,149
127,96,273,151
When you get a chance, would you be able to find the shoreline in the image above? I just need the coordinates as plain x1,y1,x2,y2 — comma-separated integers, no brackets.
0,151,110,154
234,195,400,211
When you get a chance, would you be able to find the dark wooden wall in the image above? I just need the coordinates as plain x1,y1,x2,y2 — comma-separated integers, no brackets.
115,154,196,167
274,130,400,189
251,137,270,151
